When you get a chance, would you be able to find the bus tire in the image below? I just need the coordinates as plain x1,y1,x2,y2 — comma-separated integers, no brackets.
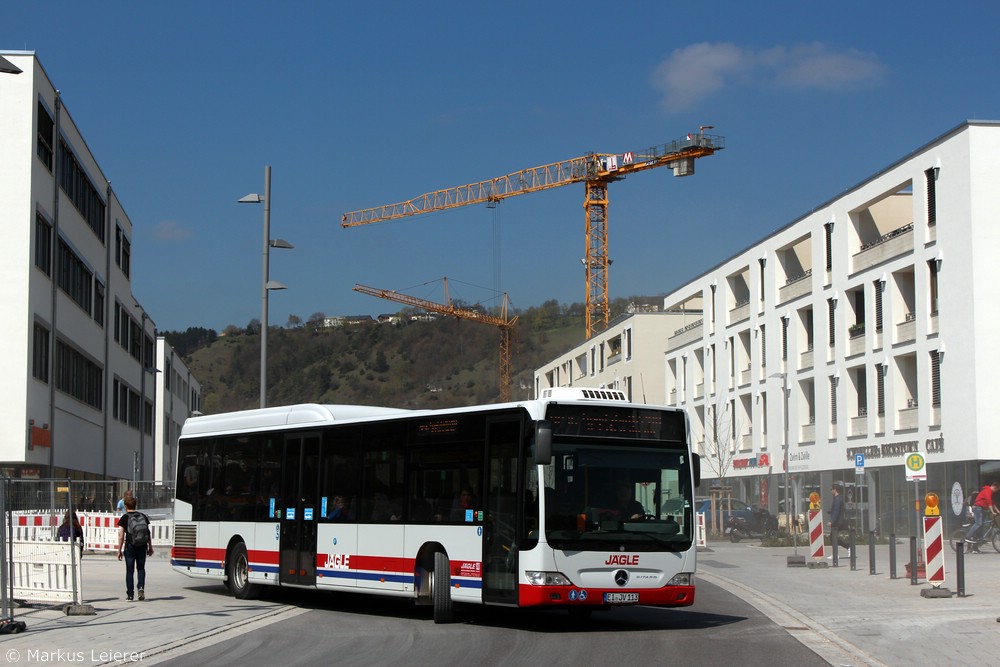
432,551,453,624
227,541,260,600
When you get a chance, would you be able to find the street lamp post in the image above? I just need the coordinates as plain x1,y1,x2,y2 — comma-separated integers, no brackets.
771,371,803,564
239,166,293,409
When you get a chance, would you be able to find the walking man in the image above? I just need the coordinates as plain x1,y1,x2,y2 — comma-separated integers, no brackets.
827,484,851,558
117,496,153,601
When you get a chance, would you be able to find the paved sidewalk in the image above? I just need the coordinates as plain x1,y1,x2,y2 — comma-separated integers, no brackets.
1,554,307,665
3,543,996,666
698,538,1000,667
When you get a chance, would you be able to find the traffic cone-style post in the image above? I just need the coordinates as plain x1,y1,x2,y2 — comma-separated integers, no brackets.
806,492,829,569
921,492,952,598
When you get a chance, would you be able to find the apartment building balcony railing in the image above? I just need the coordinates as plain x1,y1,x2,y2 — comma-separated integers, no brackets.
929,311,939,335
607,353,622,366
896,314,916,343
741,433,753,450
801,421,816,443
778,268,812,304
729,299,750,324
848,325,865,356
898,404,919,430
695,381,704,399
800,346,814,370
740,368,752,386
853,223,914,273
667,318,703,350
850,413,868,437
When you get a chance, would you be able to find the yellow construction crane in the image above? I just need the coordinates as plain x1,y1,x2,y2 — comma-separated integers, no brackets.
343,128,723,338
353,280,519,402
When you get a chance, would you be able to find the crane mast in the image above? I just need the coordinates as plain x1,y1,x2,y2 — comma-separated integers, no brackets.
342,130,723,338
353,281,518,402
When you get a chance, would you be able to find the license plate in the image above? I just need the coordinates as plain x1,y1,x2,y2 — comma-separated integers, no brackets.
603,592,639,604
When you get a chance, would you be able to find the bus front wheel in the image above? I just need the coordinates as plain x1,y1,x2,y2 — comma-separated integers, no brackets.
432,551,454,623
227,541,260,600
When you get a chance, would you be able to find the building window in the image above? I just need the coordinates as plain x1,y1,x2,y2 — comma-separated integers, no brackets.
115,225,131,279
828,298,836,347
94,281,105,327
876,365,886,416
928,260,939,316
58,140,106,244
35,213,52,276
55,340,102,410
930,351,941,408
760,324,766,368
37,102,54,172
925,167,938,226
830,376,838,424
57,239,93,315
824,222,834,271
624,327,633,361
781,317,788,361
874,280,884,332
32,323,50,383
758,257,766,302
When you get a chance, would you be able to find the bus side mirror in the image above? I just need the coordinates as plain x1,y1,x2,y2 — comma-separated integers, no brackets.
535,420,552,464
692,453,701,487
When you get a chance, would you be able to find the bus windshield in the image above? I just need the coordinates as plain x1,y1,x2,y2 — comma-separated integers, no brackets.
542,442,693,551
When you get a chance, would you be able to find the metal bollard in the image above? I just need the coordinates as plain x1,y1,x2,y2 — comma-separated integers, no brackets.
909,535,919,585
849,531,857,571
889,533,897,579
956,541,966,598
869,530,876,575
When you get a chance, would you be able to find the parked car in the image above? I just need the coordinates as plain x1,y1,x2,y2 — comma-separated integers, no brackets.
694,497,771,532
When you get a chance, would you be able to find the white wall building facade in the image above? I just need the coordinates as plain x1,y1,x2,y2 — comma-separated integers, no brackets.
536,121,1000,534
534,311,688,405
0,52,199,483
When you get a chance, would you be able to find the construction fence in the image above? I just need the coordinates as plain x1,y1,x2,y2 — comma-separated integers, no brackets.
1,478,175,628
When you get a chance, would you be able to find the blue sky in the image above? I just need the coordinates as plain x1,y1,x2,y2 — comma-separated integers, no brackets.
5,2,999,333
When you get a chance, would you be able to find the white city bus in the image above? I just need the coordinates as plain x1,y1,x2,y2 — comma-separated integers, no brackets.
171,388,700,621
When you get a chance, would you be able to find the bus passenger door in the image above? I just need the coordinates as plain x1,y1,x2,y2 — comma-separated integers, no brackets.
483,418,522,605
280,433,321,587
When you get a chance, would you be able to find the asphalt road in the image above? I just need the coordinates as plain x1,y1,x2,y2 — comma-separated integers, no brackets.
156,580,827,667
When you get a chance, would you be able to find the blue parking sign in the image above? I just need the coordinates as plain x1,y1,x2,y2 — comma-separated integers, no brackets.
855,453,865,468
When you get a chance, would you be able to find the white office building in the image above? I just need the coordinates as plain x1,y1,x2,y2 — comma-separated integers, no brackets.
0,51,200,483
537,121,1000,534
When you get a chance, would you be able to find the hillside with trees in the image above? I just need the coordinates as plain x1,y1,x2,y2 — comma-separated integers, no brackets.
165,298,645,415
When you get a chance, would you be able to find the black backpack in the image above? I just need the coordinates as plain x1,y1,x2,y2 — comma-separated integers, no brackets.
127,512,150,547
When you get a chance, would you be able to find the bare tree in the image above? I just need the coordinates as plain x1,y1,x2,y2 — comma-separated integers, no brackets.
701,397,745,533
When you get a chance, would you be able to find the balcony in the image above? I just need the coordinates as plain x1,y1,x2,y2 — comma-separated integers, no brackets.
800,347,814,370
729,299,750,324
848,324,865,356
852,223,914,273
695,382,704,399
801,421,816,443
778,269,812,304
667,318,703,350
850,414,868,437
740,368,752,386
607,353,622,366
896,313,916,343
898,404,919,430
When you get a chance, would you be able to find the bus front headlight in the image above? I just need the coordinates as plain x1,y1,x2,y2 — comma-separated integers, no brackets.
525,571,573,586
667,572,693,586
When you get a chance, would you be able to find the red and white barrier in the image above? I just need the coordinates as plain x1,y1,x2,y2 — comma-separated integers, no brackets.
808,509,826,560
923,515,946,586
696,512,706,548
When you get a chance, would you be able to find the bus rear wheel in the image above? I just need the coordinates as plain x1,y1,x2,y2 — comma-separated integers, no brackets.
227,541,260,600
432,551,453,624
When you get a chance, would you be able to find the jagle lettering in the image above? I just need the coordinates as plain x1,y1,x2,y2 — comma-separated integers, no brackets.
604,555,639,566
